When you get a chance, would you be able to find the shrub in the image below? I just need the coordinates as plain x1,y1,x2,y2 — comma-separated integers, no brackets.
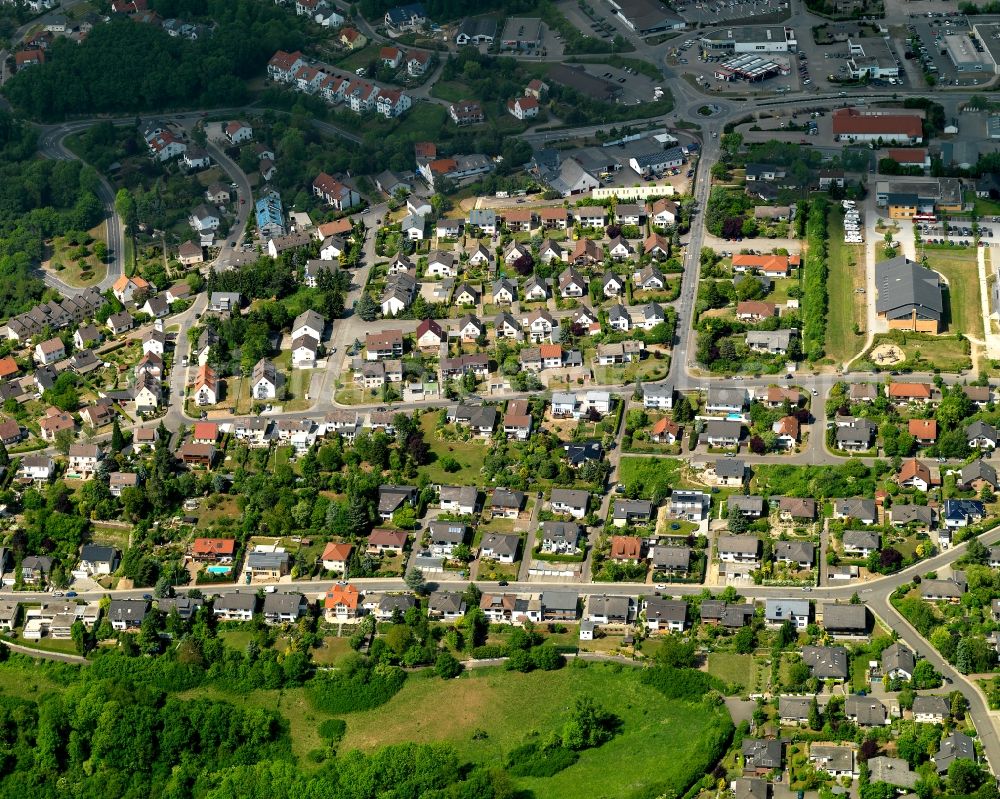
308,661,405,713
640,666,725,700
505,742,579,777
318,718,346,743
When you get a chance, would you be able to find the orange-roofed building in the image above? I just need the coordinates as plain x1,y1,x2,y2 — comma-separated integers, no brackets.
324,584,360,621
908,418,937,445
321,542,353,574
192,422,219,444
0,356,19,380
610,535,643,562
191,538,236,563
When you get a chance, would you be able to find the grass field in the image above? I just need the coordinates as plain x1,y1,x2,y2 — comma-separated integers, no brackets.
419,414,488,485
618,456,684,499
706,652,761,691
337,663,732,799
430,80,472,103
44,221,109,288
866,332,972,373
825,210,866,362
925,248,983,339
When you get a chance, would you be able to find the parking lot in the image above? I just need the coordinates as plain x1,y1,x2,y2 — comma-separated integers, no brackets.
557,61,663,106
555,0,637,45
906,19,992,88
678,0,789,26
916,219,1000,248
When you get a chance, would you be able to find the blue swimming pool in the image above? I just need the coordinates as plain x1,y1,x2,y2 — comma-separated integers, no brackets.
206,565,231,575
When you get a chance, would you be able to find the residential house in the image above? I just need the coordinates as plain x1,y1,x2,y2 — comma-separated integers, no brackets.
644,597,687,633
324,584,360,622
550,488,589,519
882,642,915,680
822,603,868,636
842,530,880,557
802,645,849,681
263,592,308,624
479,533,520,563
489,489,525,519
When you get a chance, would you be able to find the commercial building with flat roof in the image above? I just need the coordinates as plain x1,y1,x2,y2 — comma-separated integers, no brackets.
700,26,797,53
972,23,1000,73
875,177,963,213
847,37,899,78
607,0,686,34
500,17,542,50
944,33,991,72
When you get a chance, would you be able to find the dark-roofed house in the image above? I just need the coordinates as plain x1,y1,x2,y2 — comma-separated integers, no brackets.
775,541,814,570
427,590,467,621
651,546,691,576
843,530,880,557
644,597,687,633
779,696,814,726
960,459,999,492
479,533,520,563
742,739,783,775
714,458,747,486
727,495,765,518
935,733,975,773
489,488,525,518
920,577,966,603
586,594,633,624
875,256,944,334
802,645,849,680
846,695,888,726
541,590,578,621
889,504,934,529
868,757,918,789
913,695,950,724
822,603,868,636
213,592,259,621
882,642,915,680
778,497,816,521
550,488,589,519
733,778,769,799
262,592,308,624
833,497,877,525
108,598,150,631
810,744,855,777
612,499,654,527
835,418,876,451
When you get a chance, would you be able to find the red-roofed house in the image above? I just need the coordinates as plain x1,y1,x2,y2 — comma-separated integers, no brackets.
15,50,45,69
380,46,404,68
367,528,408,554
610,535,643,562
407,50,431,76
908,418,937,446
192,422,219,444
888,382,933,403
324,584,360,621
0,357,18,380
267,50,306,82
887,148,930,171
321,542,353,573
650,417,680,444
224,120,253,144
507,96,539,120
833,107,923,144
191,538,236,563
897,458,936,491
312,172,361,210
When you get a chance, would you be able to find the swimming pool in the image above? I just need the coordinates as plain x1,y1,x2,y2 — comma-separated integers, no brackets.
206,565,231,575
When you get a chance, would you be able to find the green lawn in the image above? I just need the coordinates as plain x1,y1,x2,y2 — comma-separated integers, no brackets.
706,653,761,692
430,80,472,103
418,415,488,485
974,196,1000,217
618,456,684,499
337,663,732,799
851,654,870,692
925,248,983,339
866,332,972,373
825,210,866,362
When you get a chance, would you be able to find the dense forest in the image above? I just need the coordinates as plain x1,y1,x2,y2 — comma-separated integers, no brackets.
4,2,306,121
0,113,104,319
